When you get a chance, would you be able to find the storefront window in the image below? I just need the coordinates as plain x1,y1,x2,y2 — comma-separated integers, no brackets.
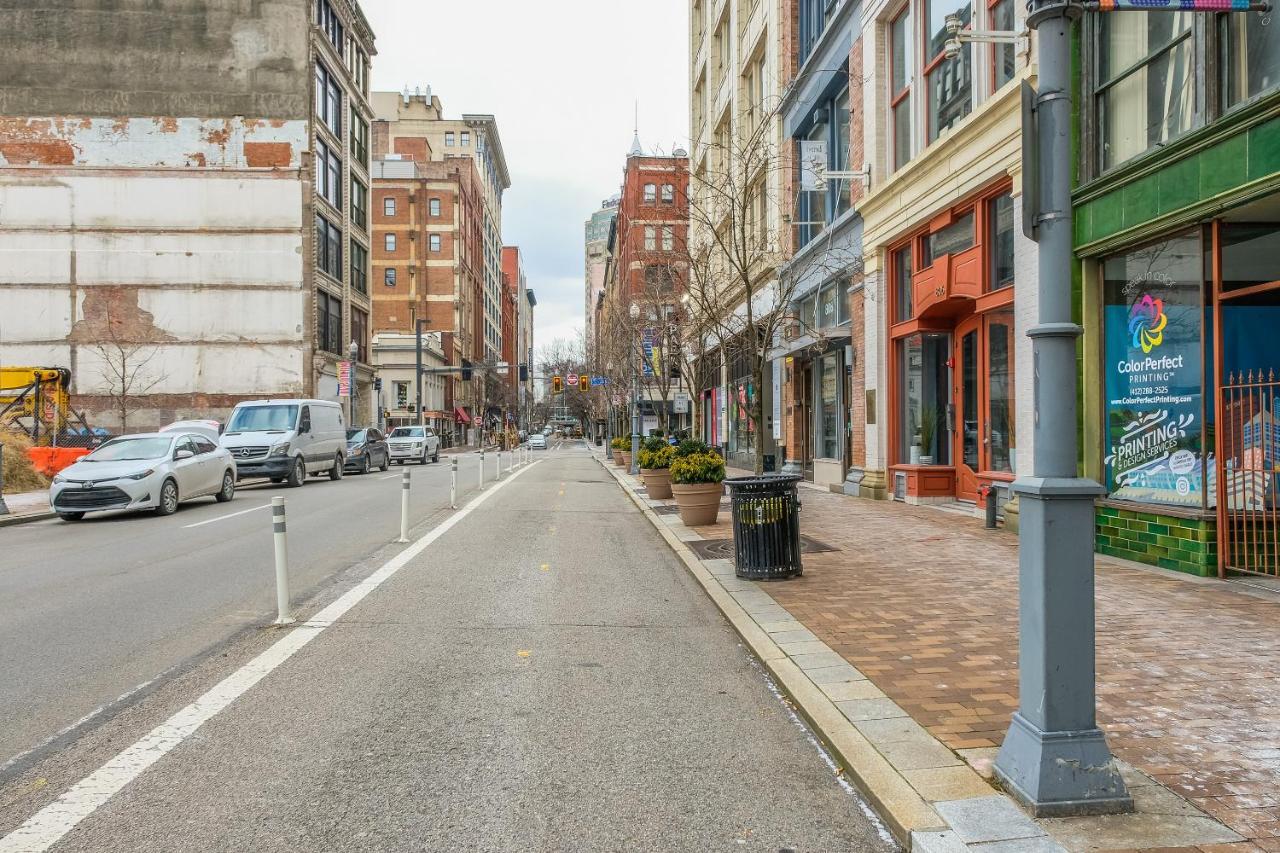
987,313,1014,472
1221,224,1280,292
819,283,838,328
899,333,951,464
923,212,974,267
1096,13,1195,170
1102,231,1205,507
818,353,841,459
1221,13,1280,109
893,245,914,323
989,193,1014,290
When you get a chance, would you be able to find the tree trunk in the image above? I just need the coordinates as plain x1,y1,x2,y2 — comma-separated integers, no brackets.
751,364,766,475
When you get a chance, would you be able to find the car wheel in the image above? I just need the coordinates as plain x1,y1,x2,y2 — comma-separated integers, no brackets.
379,453,390,472
58,512,85,522
361,455,371,475
329,454,344,480
419,450,429,465
154,479,179,515
215,470,235,502
286,457,306,488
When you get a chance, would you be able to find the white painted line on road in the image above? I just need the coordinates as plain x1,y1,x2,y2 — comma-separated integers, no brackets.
0,459,543,853
377,472,402,480
181,503,271,529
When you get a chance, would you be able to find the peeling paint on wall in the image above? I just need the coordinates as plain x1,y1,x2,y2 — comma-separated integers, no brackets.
0,116,308,169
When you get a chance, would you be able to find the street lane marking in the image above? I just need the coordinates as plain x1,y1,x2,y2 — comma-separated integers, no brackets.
181,504,271,529
0,459,542,853
540,563,549,572
377,472,402,480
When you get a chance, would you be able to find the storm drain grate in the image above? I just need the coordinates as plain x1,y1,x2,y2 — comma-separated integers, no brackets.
686,536,839,561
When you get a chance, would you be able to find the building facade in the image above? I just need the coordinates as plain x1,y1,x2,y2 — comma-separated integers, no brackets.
585,198,620,347
500,246,525,417
0,0,376,430
372,330,447,435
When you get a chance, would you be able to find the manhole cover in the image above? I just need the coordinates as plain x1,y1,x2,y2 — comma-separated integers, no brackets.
686,535,839,561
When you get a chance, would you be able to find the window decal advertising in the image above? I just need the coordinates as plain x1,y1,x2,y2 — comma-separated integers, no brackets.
1103,234,1206,507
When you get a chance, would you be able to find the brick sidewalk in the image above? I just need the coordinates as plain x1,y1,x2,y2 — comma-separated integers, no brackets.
713,484,1280,850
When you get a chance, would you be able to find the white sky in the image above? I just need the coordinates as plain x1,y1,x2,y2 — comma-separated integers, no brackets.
360,0,691,353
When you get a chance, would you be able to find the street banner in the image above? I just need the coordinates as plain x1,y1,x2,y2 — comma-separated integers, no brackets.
338,361,352,398
642,330,656,378
673,393,690,414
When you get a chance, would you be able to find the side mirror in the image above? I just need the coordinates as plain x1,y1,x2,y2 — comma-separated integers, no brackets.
175,449,194,460
299,419,311,434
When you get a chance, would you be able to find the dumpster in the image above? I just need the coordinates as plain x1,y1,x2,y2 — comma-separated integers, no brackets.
724,474,803,580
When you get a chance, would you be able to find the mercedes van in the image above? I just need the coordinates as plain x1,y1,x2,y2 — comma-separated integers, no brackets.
220,399,346,486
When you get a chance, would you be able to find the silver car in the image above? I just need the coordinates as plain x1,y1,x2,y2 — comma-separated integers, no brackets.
50,432,237,521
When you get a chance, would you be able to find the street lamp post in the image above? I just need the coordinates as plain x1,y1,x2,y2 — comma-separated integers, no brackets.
991,0,1131,816
629,303,642,475
347,340,359,428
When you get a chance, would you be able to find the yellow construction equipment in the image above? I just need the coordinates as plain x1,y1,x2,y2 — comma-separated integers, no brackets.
1,367,73,445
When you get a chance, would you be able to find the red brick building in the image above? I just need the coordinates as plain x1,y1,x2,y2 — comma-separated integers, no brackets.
500,247,524,399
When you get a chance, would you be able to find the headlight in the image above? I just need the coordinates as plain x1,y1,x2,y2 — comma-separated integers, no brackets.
412,441,423,449
350,446,364,455
269,442,291,457
126,469,155,481
53,474,66,485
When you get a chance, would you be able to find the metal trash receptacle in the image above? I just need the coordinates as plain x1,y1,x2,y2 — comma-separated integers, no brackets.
724,474,802,580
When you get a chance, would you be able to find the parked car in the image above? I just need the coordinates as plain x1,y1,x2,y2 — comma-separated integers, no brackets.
51,432,236,520
527,433,547,450
159,419,222,442
345,428,390,474
387,425,440,464
220,399,346,487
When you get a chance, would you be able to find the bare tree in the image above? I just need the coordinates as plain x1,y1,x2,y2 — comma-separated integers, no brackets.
536,334,593,428
91,306,168,434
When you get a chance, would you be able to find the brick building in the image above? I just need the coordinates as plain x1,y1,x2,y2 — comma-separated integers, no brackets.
500,247,525,406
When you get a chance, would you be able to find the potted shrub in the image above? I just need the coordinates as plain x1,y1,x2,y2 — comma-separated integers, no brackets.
670,450,726,526
918,407,939,465
638,438,675,499
610,436,628,466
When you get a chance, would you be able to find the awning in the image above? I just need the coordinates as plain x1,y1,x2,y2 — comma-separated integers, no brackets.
454,407,472,425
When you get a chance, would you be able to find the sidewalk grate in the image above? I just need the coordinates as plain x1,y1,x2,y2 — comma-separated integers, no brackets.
686,535,839,562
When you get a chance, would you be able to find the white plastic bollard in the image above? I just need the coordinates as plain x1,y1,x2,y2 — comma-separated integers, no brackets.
450,456,458,508
479,449,485,489
497,450,503,480
397,467,411,543
271,497,293,625
507,449,513,474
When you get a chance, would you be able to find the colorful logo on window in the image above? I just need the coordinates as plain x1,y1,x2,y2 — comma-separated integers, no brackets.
1127,294,1167,353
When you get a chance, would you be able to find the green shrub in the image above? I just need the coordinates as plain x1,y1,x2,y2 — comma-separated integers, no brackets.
610,437,629,451
675,439,709,458
670,451,725,485
641,435,669,453
637,444,675,470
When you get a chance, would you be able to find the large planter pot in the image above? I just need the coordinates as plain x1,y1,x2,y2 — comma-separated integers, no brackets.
612,450,624,466
640,467,673,499
671,482,724,526
620,451,633,470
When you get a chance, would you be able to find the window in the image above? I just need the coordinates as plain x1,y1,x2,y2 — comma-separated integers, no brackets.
662,226,674,251
384,268,397,287
795,84,852,246
926,0,973,140
1221,13,1280,110
923,211,975,267
314,62,341,136
316,0,343,52
890,7,914,170
316,290,342,354
384,196,396,216
315,214,342,279
989,192,1014,291
832,89,851,218
817,352,841,459
461,131,470,146
799,0,837,65
316,140,341,209
351,178,367,231
395,381,409,408
899,333,952,464
445,132,455,146
429,197,441,217
351,307,368,363
429,234,441,252
351,241,368,294
819,281,839,328
991,0,1016,90
838,279,852,325
351,112,368,164
644,183,658,203
661,183,674,203
893,244,914,323
1096,13,1194,170
384,233,396,252
351,47,368,96
645,226,656,250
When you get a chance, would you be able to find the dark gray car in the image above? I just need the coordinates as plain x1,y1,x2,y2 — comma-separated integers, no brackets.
345,428,390,474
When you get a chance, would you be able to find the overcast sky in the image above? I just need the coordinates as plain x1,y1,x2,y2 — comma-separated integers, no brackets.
360,0,690,354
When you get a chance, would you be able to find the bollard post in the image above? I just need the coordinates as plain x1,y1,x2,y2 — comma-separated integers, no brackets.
983,485,998,529
450,456,458,508
271,497,293,625
479,449,485,489
507,449,513,474
397,467,411,543
497,450,503,480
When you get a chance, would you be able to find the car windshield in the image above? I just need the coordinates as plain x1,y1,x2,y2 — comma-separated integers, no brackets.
226,405,298,433
346,429,366,442
389,427,424,438
86,437,173,462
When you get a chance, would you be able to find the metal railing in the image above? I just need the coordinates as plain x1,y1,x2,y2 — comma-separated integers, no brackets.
1217,369,1280,576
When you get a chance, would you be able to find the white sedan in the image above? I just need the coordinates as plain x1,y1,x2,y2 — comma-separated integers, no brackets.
51,433,237,521
527,434,547,450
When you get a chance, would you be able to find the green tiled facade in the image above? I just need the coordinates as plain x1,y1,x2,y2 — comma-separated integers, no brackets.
1096,505,1216,577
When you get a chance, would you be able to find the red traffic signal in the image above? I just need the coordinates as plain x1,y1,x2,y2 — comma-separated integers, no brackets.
579,374,589,391
552,375,563,393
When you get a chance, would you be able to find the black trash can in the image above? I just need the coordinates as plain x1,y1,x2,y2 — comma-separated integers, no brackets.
724,474,803,580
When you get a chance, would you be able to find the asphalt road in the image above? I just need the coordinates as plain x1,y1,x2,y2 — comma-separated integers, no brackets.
0,442,894,851
0,446,512,774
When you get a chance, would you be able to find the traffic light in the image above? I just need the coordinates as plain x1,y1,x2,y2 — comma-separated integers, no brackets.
552,375,563,393
579,374,589,391
373,377,383,392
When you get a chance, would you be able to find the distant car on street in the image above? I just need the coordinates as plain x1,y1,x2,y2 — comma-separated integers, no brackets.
387,425,440,464
345,428,390,474
51,432,236,521
527,433,547,450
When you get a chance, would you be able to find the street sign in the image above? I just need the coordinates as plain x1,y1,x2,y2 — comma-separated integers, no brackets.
800,139,828,191
338,361,352,397
567,374,577,387
673,393,690,414
590,376,608,387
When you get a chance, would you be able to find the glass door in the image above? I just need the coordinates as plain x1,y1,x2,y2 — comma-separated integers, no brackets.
955,315,982,501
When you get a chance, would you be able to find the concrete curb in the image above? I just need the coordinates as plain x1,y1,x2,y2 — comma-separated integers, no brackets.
0,510,56,528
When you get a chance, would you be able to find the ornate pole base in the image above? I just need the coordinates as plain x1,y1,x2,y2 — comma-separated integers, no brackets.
996,713,1133,817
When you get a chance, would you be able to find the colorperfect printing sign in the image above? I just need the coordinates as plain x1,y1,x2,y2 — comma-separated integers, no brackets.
1103,272,1203,506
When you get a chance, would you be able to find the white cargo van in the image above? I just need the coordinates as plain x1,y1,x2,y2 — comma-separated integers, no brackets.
220,399,346,487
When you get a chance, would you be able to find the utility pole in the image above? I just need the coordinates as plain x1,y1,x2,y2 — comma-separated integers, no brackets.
415,319,424,428
992,0,1130,816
